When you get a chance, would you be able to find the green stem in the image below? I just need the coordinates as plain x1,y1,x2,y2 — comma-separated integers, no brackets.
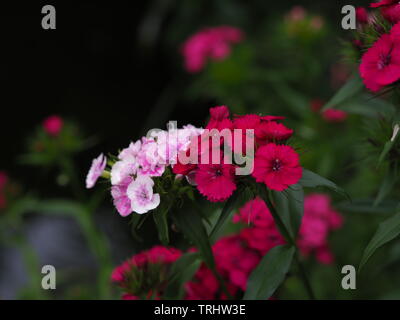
212,268,233,300
294,252,315,300
13,236,47,299
77,206,113,299
60,157,86,202
61,157,113,299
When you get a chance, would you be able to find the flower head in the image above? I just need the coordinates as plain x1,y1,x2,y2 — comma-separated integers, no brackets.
111,177,133,217
206,105,233,131
255,121,293,145
43,115,63,136
112,246,182,300
195,160,237,202
359,34,400,92
252,143,302,191
86,154,107,189
356,7,369,24
371,0,400,23
127,175,160,214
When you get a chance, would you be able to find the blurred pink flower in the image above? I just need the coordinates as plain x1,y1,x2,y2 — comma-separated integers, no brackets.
322,109,348,123
286,6,306,22
0,171,8,190
298,194,343,264
181,26,244,73
43,115,63,136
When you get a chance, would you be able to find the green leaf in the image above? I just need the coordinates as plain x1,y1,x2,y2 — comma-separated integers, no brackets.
265,75,309,118
172,207,215,269
164,252,201,299
258,185,293,243
210,188,241,242
153,208,170,245
244,245,295,300
377,125,399,167
272,184,304,238
322,73,363,111
336,199,398,215
339,95,395,118
129,214,146,241
34,199,85,216
359,211,400,271
374,166,398,206
300,169,346,197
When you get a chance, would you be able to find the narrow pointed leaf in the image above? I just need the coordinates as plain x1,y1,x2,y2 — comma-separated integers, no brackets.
272,184,304,238
244,245,295,300
300,169,346,197
359,211,400,271
322,73,363,111
374,167,397,207
172,208,215,269
164,252,201,299
153,207,170,245
210,188,241,242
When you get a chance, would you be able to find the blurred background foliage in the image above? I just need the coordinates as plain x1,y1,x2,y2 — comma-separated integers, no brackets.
2,0,400,300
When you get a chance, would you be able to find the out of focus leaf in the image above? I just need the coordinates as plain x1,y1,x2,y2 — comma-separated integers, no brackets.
336,199,398,215
359,211,400,271
244,245,295,300
266,75,309,118
378,126,399,166
374,166,398,207
272,184,304,238
322,73,363,111
340,95,396,118
34,199,84,216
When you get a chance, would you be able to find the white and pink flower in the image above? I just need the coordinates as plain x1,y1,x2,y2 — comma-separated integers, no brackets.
127,176,160,214
86,154,107,189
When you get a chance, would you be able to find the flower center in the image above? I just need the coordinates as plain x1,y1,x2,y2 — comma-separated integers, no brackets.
137,186,149,202
215,168,223,176
378,52,392,70
272,159,282,171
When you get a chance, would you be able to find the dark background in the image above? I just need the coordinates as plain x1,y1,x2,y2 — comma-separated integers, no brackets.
1,0,366,179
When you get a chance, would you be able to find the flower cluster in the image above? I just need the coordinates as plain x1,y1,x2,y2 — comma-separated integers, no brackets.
87,105,301,217
184,194,343,300
185,235,262,300
174,105,300,201
181,26,244,73
298,194,343,264
233,195,343,264
111,246,182,300
86,125,203,216
356,2,400,92
284,6,325,37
